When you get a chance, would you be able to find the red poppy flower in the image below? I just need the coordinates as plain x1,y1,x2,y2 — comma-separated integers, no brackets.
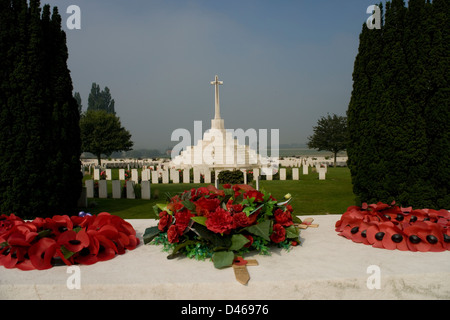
29,238,57,270
94,234,118,261
380,223,408,251
270,224,286,243
403,222,432,252
74,230,100,265
0,214,25,238
57,229,90,253
5,224,38,247
416,222,445,252
444,229,450,251
366,222,393,249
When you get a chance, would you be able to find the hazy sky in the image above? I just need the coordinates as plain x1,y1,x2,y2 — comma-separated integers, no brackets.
43,0,379,150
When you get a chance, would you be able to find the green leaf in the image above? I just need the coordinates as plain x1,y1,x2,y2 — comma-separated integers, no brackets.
285,225,300,239
292,215,302,224
143,226,161,244
181,200,196,211
244,220,272,241
212,251,234,269
229,234,250,251
169,240,197,258
191,216,207,226
192,223,231,249
37,229,52,239
60,245,76,260
153,205,161,217
156,203,172,214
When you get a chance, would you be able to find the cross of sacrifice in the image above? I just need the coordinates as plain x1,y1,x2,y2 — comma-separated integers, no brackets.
210,75,223,120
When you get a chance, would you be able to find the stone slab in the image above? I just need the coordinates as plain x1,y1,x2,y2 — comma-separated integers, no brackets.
1,215,449,300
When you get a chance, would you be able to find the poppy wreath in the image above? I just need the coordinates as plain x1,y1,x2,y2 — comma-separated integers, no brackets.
335,202,450,252
143,184,302,269
0,212,139,270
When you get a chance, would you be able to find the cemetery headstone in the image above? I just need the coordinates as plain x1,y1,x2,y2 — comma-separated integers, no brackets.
112,180,121,199
94,168,100,180
183,169,190,183
151,170,159,184
98,180,108,198
131,169,138,184
303,164,308,175
106,169,112,180
85,180,94,198
280,168,286,180
162,170,169,184
292,168,299,180
141,181,151,200
126,181,135,199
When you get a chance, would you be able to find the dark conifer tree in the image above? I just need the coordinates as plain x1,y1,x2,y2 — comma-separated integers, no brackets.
0,0,81,218
347,0,449,209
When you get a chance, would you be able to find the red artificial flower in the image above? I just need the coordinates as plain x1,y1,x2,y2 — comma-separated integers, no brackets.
274,208,293,227
206,207,236,234
270,224,286,243
0,214,25,238
29,238,58,270
57,229,90,253
365,221,390,249
233,212,251,228
167,195,184,212
167,225,180,243
226,199,243,213
379,222,408,251
158,211,173,231
244,190,264,203
174,209,193,234
195,197,221,216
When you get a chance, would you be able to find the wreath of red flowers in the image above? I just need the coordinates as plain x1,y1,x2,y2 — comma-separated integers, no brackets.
0,212,139,270
336,202,450,252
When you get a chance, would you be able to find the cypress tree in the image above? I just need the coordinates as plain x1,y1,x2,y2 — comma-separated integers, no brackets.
0,0,81,218
347,0,449,209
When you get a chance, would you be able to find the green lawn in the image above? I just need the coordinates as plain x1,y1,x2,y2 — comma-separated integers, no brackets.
83,167,356,219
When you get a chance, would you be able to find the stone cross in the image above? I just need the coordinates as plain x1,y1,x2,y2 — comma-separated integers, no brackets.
210,75,223,119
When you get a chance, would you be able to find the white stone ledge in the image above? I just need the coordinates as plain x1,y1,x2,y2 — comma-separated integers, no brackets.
1,215,449,300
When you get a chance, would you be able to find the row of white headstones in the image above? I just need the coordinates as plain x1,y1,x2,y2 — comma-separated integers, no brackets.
83,165,328,200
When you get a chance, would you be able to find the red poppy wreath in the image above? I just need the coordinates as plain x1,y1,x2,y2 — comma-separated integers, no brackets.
336,202,450,252
0,212,139,270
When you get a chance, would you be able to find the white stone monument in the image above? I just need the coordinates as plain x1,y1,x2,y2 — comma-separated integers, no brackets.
170,75,267,174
